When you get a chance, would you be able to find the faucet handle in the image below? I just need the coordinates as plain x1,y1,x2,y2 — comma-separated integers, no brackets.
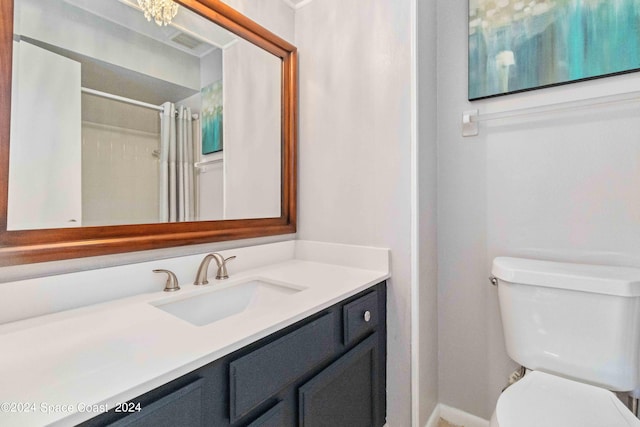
216,256,236,280
153,269,180,292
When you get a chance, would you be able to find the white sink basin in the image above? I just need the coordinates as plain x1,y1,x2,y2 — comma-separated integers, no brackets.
152,280,302,326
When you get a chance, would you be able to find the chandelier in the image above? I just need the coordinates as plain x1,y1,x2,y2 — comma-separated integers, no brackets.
137,0,179,26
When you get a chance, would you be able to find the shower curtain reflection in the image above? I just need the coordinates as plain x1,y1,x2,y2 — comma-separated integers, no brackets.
159,103,200,222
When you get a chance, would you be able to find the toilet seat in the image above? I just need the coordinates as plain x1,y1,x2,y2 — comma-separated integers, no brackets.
492,371,640,427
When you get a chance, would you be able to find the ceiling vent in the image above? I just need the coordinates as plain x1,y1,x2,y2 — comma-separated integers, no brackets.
171,32,203,50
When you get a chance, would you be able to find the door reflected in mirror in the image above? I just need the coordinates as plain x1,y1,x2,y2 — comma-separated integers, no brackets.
8,0,282,230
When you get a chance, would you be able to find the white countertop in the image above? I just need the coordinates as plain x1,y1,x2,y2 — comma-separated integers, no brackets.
0,241,389,426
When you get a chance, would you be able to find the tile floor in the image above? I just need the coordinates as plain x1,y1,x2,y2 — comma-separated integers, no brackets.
438,418,464,427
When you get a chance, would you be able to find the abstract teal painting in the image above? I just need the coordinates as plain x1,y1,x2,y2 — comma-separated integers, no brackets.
202,80,223,154
469,0,640,100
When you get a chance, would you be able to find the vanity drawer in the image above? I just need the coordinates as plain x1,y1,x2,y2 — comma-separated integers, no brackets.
343,290,378,345
107,378,203,427
229,312,336,422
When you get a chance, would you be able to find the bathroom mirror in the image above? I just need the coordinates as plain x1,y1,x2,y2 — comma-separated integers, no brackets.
0,0,297,265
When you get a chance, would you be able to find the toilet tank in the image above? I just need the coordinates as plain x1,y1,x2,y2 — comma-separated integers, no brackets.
492,257,640,391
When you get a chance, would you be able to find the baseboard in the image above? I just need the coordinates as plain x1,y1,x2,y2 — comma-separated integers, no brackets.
425,404,490,427
425,404,441,427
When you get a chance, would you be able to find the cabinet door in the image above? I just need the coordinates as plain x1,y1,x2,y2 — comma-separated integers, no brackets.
79,378,204,427
106,379,203,427
246,401,286,427
298,334,381,427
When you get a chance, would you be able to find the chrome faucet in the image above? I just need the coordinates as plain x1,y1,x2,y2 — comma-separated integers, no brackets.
194,253,237,285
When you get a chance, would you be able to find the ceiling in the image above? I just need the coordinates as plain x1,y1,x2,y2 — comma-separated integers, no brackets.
63,0,237,56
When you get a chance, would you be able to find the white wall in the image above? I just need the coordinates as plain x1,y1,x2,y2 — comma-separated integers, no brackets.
179,48,223,112
199,156,224,221
201,49,224,87
223,39,281,219
295,0,416,425
417,0,439,425
223,0,294,42
437,0,640,419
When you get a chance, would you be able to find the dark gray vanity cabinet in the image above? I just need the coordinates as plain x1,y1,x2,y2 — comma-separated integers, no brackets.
80,281,386,427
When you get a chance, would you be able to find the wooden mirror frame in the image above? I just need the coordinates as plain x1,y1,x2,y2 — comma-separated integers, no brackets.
0,0,297,266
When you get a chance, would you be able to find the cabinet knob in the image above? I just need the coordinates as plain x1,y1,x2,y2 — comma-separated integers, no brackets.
363,310,371,322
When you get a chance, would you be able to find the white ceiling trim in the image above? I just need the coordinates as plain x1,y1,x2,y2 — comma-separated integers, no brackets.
281,0,315,10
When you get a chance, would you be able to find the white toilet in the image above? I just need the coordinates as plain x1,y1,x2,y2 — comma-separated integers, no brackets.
490,257,640,427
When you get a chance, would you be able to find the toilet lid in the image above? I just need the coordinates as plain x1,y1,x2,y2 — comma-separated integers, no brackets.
495,371,640,427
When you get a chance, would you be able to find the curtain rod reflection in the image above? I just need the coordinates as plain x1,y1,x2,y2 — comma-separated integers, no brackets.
81,87,164,111
81,87,200,120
